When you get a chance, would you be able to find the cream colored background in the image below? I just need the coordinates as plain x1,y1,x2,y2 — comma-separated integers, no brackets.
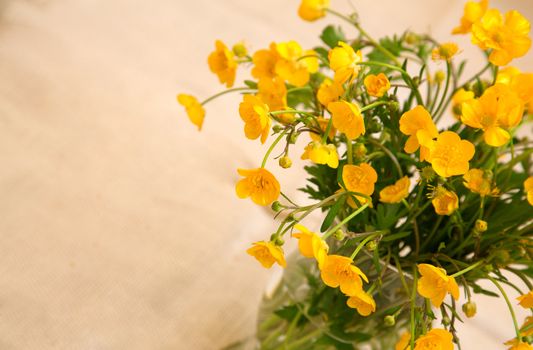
0,0,531,349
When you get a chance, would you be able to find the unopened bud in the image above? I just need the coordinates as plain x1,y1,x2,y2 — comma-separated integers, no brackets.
462,301,477,318
366,240,378,251
274,237,284,245
475,219,488,233
412,76,421,87
420,166,436,182
442,315,451,326
353,143,367,159
389,101,400,113
289,133,298,144
384,315,396,326
232,42,248,58
272,124,284,133
435,71,446,84
493,250,510,268
279,156,292,169
333,229,346,241
271,201,283,212
405,32,420,45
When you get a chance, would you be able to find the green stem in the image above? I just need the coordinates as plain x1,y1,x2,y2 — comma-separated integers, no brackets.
361,100,389,112
450,260,484,278
346,135,353,164
322,203,370,239
285,328,322,350
200,87,255,105
287,86,312,94
350,231,382,260
410,267,418,350
487,275,522,342
269,109,315,117
433,62,452,121
261,129,288,168
322,116,334,143
367,138,403,177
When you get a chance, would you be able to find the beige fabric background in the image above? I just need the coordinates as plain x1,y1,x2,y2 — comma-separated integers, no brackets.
0,0,531,349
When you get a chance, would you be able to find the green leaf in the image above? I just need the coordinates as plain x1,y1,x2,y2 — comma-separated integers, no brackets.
321,196,346,232
243,80,257,89
320,25,346,49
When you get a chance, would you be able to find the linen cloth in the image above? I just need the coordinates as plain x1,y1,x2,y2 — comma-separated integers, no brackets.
0,0,531,349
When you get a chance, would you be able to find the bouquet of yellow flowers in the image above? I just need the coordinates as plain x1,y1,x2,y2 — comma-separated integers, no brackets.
178,1,533,349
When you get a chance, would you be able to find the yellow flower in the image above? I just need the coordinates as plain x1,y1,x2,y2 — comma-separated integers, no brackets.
317,79,344,106
461,84,524,147
417,264,460,307
328,100,365,140
379,176,410,204
508,343,533,350
399,105,438,162
301,141,339,168
310,117,337,142
347,289,376,316
292,224,328,268
251,43,279,80
451,88,475,119
520,316,533,337
235,168,280,206
364,73,391,97
414,328,454,350
431,186,459,216
207,40,237,88
395,332,411,350
329,42,363,84
525,176,533,206
275,41,318,87
452,0,488,35
246,241,286,268
510,73,533,112
431,43,459,61
320,254,368,295
463,168,498,196
298,0,329,22
257,77,287,112
517,290,533,308
471,9,532,66
238,95,271,144
428,131,475,177
342,163,378,205
177,94,205,130
496,66,522,85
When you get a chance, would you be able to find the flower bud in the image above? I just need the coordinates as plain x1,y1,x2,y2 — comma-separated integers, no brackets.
271,201,283,212
434,70,446,84
366,240,378,251
412,76,421,87
475,219,488,233
492,250,510,268
405,32,420,45
420,166,436,182
333,229,346,241
279,156,292,169
289,133,298,144
232,42,248,58
462,301,477,318
274,237,285,245
272,124,284,133
384,315,396,326
388,101,400,114
442,315,451,326
353,143,367,159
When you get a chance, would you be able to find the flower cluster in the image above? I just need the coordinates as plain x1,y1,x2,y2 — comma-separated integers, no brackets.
178,0,533,349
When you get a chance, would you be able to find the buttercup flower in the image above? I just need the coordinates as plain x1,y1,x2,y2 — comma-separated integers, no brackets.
463,168,498,196
508,343,533,350
364,73,391,97
257,77,287,112
342,163,378,205
517,290,533,308
525,176,533,206
329,41,363,84
414,328,454,350
275,41,318,86
509,73,533,112
235,168,280,206
298,0,329,22
238,95,271,144
431,186,459,216
347,290,376,316
320,254,368,295
452,0,488,35
310,117,337,142
292,224,328,267
451,88,475,118
395,332,411,350
428,131,475,177
417,264,460,307
471,9,532,66
379,176,410,204
251,43,279,80
301,141,339,168
328,100,365,140
207,40,237,87
177,94,205,130
431,42,459,61
496,66,522,85
246,241,286,268
317,79,344,106
461,84,524,147
399,105,438,162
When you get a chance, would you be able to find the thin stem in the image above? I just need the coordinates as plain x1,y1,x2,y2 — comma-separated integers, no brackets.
322,203,370,239
350,230,382,260
487,275,522,342
269,109,315,117
450,260,484,278
434,62,452,122
360,100,390,112
346,135,353,164
287,86,312,94
261,129,288,168
322,116,334,143
410,267,418,350
200,87,255,105
367,138,403,177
